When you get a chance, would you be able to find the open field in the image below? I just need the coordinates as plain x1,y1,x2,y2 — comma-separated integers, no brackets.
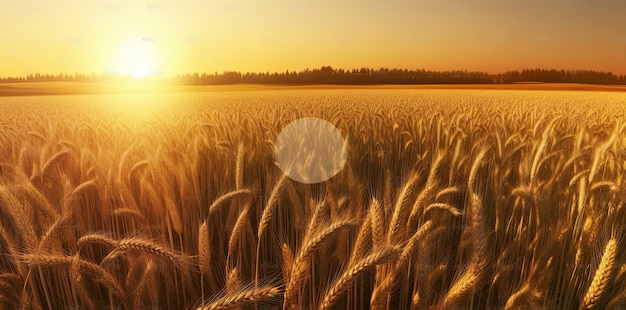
1,82,626,97
1,89,626,309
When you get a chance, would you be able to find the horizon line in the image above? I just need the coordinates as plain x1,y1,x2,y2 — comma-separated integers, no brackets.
1,66,625,80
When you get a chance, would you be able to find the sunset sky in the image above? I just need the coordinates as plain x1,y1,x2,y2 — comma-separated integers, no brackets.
1,0,625,78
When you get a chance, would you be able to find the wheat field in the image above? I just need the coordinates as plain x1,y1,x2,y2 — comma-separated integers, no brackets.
1,89,626,309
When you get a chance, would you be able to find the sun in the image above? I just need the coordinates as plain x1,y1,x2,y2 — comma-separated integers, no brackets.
114,38,158,79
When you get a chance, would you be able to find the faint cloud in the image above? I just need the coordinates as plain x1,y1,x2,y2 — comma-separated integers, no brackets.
65,37,83,44
564,0,588,9
452,3,470,11
103,4,120,11
291,0,314,14
221,3,240,11
141,36,155,43
184,36,200,43
365,0,389,11
21,1,42,12
261,36,278,44
334,37,350,44
105,69,120,76
47,47,73,69
487,35,507,44
615,36,626,43
531,36,551,43
146,3,163,10
161,14,209,41
1,45,33,74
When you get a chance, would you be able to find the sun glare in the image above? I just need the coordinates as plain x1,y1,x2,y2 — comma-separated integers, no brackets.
114,39,158,79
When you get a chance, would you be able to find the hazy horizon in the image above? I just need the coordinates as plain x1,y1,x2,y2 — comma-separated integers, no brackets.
1,0,625,78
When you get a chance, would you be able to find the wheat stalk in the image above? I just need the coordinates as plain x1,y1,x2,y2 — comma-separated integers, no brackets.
283,220,357,308
319,247,400,310
370,221,432,309
582,238,618,309
258,175,288,240
208,188,252,218
199,220,211,275
18,253,125,298
228,204,250,261
198,286,280,310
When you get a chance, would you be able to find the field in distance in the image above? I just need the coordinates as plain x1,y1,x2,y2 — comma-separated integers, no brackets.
0,89,625,309
1,81,626,97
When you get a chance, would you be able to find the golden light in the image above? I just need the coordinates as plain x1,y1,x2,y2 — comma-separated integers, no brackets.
102,92,177,122
114,38,158,79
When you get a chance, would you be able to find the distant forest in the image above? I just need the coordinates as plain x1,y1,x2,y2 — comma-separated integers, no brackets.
1,67,626,85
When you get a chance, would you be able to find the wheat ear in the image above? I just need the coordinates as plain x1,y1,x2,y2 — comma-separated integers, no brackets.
283,220,357,308
319,247,400,310
197,286,280,310
582,238,618,309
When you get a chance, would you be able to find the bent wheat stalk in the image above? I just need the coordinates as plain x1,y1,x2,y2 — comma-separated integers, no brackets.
197,286,280,310
582,238,617,309
319,247,400,310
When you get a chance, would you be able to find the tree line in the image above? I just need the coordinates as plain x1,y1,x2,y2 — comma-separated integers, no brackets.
1,67,625,85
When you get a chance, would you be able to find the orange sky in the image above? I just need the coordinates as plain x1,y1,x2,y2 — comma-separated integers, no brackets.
1,0,625,77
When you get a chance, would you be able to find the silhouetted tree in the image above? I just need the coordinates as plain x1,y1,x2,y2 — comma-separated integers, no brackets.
1,67,624,85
